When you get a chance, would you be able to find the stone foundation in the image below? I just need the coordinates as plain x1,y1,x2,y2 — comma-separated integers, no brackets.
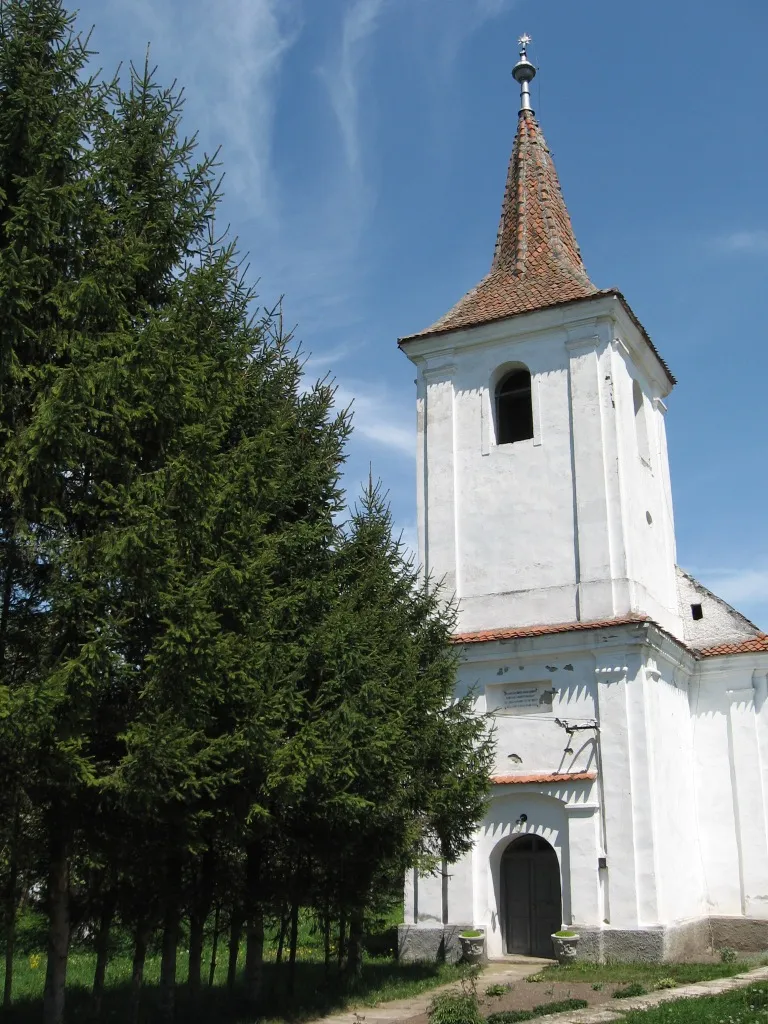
398,925,478,964
710,917,768,952
399,918,768,963
575,918,712,962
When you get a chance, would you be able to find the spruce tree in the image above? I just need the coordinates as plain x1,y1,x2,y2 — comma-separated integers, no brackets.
1,4,496,1020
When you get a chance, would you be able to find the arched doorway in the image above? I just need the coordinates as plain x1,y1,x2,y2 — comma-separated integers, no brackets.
501,835,562,956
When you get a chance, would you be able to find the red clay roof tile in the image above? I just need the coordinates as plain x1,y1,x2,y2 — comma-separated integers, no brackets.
403,110,595,339
453,615,768,660
453,615,650,646
697,634,768,657
492,772,597,785
398,111,675,386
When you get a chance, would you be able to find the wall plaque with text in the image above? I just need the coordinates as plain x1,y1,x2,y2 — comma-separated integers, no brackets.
488,682,555,715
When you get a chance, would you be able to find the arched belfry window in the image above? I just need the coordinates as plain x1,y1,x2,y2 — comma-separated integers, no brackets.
496,368,534,445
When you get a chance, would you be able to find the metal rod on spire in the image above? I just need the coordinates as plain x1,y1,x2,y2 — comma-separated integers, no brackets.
512,34,536,115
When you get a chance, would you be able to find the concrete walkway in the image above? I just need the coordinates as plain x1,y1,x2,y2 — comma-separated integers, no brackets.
317,957,553,1024
315,962,768,1024
520,964,768,1024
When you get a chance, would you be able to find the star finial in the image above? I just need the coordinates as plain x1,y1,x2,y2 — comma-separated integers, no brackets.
518,33,531,51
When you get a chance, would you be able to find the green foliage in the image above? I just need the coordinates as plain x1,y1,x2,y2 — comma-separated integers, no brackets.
552,930,578,937
429,991,483,1024
484,983,510,998
614,982,648,998
534,999,589,1014
620,982,768,1024
487,1012,534,1024
530,961,751,986
487,1003,588,1024
0,0,495,1019
719,947,738,963
0,950,464,1021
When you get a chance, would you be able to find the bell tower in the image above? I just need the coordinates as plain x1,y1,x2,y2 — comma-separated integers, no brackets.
399,39,682,639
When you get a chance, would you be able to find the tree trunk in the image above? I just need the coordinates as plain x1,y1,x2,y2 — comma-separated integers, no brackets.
226,910,242,991
158,856,182,1022
345,907,364,982
337,910,347,972
130,923,150,1024
287,902,299,996
244,909,264,1005
3,803,20,1008
208,904,220,987
187,846,215,992
43,832,70,1024
187,911,204,994
92,892,116,1015
323,907,331,979
274,905,289,966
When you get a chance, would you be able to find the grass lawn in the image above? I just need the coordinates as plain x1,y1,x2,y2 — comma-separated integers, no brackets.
529,960,761,987
1,907,465,1023
622,981,768,1023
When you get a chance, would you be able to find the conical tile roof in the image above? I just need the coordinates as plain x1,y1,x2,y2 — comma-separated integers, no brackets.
404,110,597,340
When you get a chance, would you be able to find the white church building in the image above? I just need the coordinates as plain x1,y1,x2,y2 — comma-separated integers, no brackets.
397,41,768,962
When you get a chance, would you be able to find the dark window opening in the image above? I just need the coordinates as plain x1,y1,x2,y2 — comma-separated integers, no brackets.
691,603,704,621
496,368,533,445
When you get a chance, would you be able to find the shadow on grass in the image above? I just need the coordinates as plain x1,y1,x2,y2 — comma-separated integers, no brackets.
2,959,454,1024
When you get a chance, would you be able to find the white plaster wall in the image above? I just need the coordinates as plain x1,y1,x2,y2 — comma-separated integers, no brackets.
610,344,681,635
643,656,707,924
457,650,598,779
676,568,762,650
405,295,681,637
692,657,768,919
451,331,578,631
412,630,768,945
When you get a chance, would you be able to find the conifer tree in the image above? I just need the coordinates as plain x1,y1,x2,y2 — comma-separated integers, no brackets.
1,4,496,1021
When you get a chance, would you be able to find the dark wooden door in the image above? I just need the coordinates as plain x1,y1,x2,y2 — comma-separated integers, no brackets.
501,835,561,956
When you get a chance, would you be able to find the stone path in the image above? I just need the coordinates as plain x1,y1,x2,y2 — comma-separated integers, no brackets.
524,964,768,1024
314,963,768,1024
317,957,553,1024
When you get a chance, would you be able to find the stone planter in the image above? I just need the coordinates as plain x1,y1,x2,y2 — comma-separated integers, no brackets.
458,931,485,964
551,932,580,964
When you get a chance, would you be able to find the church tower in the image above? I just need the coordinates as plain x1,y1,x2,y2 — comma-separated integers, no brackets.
399,40,681,639
398,40,768,965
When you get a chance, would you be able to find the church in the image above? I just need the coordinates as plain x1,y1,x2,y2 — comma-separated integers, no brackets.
397,40,768,963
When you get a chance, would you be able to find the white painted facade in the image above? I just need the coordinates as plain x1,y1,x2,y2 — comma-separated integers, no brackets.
399,291,768,961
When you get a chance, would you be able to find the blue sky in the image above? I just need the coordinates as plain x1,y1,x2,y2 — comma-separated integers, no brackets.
75,0,767,628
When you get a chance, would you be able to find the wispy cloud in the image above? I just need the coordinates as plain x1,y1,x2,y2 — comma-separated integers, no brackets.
321,0,387,177
720,230,768,254
335,383,414,458
109,0,301,222
196,0,302,219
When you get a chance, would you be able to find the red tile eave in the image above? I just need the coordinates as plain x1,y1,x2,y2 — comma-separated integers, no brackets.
492,772,597,785
398,289,676,388
452,615,768,661
398,292,595,346
697,635,768,658
453,614,650,646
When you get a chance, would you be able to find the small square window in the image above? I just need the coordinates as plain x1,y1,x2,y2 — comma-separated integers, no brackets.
691,603,704,621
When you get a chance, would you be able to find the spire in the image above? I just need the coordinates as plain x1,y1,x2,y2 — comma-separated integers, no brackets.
404,39,597,340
